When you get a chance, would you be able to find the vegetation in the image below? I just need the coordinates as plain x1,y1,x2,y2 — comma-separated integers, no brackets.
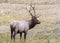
0,0,60,43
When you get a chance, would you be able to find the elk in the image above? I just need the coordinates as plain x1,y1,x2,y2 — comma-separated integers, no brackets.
10,4,41,41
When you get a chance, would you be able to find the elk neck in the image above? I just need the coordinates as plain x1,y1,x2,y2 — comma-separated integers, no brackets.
28,19,37,29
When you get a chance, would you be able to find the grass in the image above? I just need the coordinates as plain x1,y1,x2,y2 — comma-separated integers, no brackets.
0,34,60,43
0,3,60,43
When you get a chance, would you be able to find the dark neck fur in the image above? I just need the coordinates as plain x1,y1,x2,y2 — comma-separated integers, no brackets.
29,20,36,29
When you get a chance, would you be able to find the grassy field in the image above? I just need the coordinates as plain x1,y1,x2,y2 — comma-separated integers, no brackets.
0,34,60,43
0,1,60,43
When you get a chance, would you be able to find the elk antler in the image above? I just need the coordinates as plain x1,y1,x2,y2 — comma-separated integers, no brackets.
25,5,33,16
29,4,37,16
25,3,39,18
30,4,40,18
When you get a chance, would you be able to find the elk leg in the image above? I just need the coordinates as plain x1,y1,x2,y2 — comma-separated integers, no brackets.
20,32,22,39
24,32,27,40
13,32,16,41
11,30,13,39
10,25,14,40
11,27,14,40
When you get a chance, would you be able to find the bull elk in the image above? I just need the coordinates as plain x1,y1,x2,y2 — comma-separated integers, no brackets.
10,4,41,41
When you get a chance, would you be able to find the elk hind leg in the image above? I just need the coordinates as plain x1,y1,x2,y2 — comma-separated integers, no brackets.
20,32,22,39
13,32,17,41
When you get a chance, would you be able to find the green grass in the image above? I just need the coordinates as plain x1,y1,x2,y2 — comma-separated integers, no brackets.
0,34,60,43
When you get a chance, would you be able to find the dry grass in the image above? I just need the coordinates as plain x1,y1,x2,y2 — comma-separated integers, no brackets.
0,3,60,43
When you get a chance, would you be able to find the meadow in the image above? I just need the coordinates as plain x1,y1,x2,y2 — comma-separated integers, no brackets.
0,0,60,43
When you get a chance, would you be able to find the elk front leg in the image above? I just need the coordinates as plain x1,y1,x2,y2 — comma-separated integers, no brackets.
24,32,27,40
